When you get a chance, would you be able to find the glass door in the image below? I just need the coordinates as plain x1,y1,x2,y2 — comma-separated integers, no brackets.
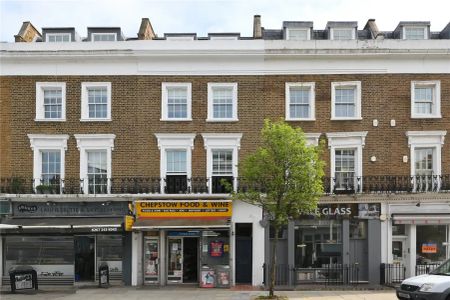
167,237,183,283
144,237,159,284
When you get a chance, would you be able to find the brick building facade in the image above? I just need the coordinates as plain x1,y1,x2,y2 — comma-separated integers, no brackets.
1,16,450,288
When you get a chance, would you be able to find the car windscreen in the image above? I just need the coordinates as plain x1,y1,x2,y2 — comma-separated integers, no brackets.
431,259,450,276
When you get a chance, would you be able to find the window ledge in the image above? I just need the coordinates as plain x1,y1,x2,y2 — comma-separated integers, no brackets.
285,118,316,121
205,119,239,122
331,117,363,121
80,118,112,122
411,115,442,119
160,118,193,122
35,118,66,122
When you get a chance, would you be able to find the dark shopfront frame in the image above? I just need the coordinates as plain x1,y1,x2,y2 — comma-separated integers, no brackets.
0,201,132,286
264,203,382,286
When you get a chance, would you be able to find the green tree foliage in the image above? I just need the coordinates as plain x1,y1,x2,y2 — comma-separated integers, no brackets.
233,119,324,297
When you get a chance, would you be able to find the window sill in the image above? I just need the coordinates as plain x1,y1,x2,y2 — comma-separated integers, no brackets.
331,117,363,121
411,115,442,119
35,118,67,122
285,118,316,121
80,118,112,122
205,119,239,122
160,118,193,122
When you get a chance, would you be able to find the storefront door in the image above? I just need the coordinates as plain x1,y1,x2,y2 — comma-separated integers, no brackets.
74,236,95,282
392,238,407,266
167,237,183,283
167,236,199,284
144,237,159,284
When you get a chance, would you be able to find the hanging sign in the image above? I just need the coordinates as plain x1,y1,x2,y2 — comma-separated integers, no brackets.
422,243,437,253
136,200,232,218
124,215,134,232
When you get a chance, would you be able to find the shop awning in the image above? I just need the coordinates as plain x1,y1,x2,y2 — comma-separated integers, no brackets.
132,217,230,229
0,217,123,230
393,214,450,225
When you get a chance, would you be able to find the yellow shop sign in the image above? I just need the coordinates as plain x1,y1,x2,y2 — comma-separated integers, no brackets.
136,200,232,218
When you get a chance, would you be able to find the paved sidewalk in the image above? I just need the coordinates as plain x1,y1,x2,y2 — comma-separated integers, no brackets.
1,287,397,300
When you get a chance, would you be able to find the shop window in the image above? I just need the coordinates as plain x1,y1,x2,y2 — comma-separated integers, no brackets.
294,220,342,268
392,224,406,236
200,230,230,266
416,225,448,265
4,236,74,277
96,235,123,278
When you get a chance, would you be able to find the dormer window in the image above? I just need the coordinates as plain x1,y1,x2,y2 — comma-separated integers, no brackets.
330,28,355,40
92,33,117,42
403,26,427,39
286,28,310,41
46,33,71,42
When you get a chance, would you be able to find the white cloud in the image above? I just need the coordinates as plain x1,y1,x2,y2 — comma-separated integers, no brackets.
0,0,449,42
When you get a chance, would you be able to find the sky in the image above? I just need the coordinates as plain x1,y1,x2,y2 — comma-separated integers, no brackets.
0,0,449,42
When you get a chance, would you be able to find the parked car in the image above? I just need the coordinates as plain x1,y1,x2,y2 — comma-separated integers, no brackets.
397,259,450,300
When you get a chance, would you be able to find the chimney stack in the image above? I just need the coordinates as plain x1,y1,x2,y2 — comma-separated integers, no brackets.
253,15,262,39
14,21,41,42
364,18,383,39
138,18,156,40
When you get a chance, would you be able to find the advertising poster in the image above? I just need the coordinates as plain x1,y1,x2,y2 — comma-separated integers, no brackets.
217,271,230,286
210,241,224,257
200,270,215,288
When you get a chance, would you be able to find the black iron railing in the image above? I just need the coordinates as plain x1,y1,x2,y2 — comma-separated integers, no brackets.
415,263,441,276
1,175,450,195
380,263,406,285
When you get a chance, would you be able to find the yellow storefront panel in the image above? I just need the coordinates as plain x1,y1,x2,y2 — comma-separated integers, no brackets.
136,200,232,218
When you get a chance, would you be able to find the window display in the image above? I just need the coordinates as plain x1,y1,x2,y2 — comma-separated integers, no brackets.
416,225,448,265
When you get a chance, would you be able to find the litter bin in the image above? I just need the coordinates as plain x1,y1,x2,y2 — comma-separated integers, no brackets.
215,265,231,288
9,266,38,293
98,263,109,287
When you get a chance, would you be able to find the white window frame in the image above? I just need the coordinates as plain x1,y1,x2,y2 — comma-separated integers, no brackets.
74,134,115,194
161,82,192,121
81,82,112,121
166,36,195,41
285,82,315,121
46,33,71,42
403,26,428,40
326,132,367,193
331,81,362,120
286,28,311,41
202,133,242,193
28,134,69,189
91,32,117,42
155,133,195,193
406,131,446,177
411,81,441,119
35,82,66,122
209,36,238,40
304,133,321,147
330,28,356,40
207,83,238,122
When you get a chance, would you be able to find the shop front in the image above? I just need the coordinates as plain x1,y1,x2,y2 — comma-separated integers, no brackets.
269,203,382,285
0,201,131,286
131,199,264,287
385,202,450,278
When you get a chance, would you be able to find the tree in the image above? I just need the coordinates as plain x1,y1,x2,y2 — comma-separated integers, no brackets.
233,120,324,298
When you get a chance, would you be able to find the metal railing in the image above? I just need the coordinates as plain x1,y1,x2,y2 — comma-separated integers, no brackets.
415,263,441,276
2,175,450,195
380,263,406,285
263,264,361,286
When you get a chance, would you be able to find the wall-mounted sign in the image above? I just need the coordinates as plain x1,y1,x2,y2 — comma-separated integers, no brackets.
301,203,381,219
210,241,224,257
422,243,437,254
168,231,200,237
13,202,129,217
124,215,134,232
136,200,232,218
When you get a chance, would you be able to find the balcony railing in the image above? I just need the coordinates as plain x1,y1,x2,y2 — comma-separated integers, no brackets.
1,175,450,195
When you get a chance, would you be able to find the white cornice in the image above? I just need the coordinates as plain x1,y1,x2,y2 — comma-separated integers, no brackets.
406,130,446,147
201,133,243,150
27,134,69,150
154,133,196,150
74,134,116,150
326,131,368,149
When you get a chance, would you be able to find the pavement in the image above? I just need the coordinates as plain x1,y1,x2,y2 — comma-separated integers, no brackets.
0,286,398,300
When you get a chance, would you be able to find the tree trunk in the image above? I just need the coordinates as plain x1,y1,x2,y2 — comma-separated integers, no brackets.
269,226,279,298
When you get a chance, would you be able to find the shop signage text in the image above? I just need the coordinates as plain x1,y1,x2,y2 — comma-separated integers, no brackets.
422,243,437,253
13,202,129,217
136,200,232,218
